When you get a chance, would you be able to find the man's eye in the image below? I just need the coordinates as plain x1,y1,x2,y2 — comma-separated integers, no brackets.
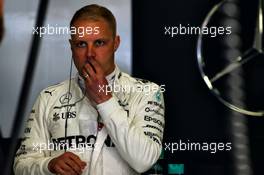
95,40,105,47
76,41,87,48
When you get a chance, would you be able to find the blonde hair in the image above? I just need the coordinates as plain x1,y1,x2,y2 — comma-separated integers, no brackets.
70,4,117,36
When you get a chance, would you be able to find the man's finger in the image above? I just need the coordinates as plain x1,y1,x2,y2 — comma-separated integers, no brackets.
89,58,103,74
68,152,82,161
54,166,65,175
65,158,81,175
61,160,78,175
69,154,86,170
81,161,87,167
82,66,90,80
86,59,97,73
84,61,96,77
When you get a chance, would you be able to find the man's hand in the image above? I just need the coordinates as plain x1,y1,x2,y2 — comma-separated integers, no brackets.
82,58,112,104
48,152,87,175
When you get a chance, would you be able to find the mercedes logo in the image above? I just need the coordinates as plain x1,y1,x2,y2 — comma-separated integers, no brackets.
59,92,72,105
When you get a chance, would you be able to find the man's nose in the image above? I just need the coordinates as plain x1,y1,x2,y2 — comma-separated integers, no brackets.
86,44,95,59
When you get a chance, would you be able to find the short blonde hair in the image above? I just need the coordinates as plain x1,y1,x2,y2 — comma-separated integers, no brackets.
70,4,117,36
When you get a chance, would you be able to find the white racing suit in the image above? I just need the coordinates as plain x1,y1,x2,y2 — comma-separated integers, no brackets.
14,66,165,175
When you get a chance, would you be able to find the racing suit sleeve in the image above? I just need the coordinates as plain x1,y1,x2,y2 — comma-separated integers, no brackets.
97,87,165,173
13,93,54,175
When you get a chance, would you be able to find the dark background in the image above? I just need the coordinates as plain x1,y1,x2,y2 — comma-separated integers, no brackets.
132,0,264,174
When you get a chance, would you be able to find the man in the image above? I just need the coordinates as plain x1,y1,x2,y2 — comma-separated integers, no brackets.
14,4,165,175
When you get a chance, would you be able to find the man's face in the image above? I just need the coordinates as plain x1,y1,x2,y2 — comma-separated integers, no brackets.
70,18,120,76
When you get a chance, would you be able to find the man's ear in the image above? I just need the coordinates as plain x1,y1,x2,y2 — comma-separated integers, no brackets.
69,39,74,59
69,39,73,50
114,35,120,51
